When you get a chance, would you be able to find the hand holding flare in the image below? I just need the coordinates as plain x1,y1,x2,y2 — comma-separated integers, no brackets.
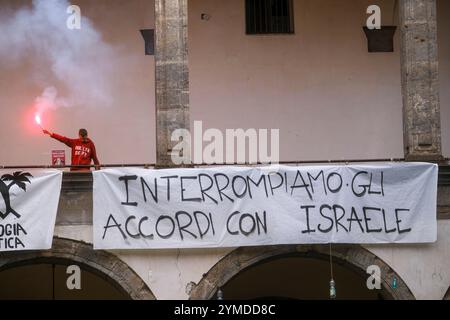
35,114,51,135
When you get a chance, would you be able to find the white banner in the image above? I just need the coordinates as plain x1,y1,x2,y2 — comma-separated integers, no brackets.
93,163,438,249
0,170,62,251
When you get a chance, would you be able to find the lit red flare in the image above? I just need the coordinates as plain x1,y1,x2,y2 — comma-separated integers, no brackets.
35,114,43,128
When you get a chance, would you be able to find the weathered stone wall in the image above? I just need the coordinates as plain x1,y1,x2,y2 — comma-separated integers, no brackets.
155,0,190,167
400,0,442,160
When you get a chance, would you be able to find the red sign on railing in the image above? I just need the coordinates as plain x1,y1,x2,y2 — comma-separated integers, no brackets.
51,150,66,166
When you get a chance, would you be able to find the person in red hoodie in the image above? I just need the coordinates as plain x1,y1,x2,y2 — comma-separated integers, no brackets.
43,128,100,171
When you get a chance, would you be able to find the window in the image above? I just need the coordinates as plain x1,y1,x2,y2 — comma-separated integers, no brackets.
245,0,294,35
140,29,155,55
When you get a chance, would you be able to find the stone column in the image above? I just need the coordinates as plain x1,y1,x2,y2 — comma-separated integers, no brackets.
400,0,442,161
155,0,190,167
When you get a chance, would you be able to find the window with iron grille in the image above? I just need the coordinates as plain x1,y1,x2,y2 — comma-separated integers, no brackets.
245,0,294,34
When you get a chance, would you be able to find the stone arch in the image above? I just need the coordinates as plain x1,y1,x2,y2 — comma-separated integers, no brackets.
190,244,415,300
444,287,450,300
0,237,155,300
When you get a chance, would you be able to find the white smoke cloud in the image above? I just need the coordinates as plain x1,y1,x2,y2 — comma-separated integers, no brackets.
0,0,118,114
34,86,69,111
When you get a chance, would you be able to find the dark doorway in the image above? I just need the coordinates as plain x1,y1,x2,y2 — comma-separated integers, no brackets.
0,262,129,300
220,256,381,300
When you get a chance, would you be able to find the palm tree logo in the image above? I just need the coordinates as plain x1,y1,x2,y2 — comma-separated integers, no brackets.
0,171,33,219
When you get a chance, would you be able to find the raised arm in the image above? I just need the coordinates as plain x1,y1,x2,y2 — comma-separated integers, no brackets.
43,130,75,148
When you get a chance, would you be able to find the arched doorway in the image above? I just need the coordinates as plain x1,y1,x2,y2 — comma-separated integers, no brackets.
0,237,155,300
0,263,129,299
190,245,415,300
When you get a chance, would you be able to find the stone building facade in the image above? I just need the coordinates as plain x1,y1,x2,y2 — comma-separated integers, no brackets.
0,0,449,300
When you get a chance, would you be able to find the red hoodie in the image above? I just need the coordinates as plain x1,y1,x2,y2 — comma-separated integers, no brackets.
51,133,100,171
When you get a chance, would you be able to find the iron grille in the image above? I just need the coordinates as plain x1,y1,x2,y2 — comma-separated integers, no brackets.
245,0,294,34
